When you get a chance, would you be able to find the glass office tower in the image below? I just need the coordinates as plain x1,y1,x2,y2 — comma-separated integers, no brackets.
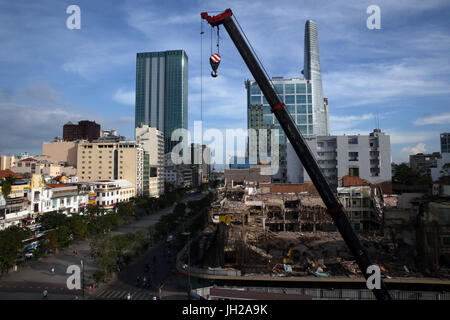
246,78,316,182
246,20,328,182
135,50,188,153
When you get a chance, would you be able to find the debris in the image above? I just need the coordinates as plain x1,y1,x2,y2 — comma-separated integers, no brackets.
314,267,331,277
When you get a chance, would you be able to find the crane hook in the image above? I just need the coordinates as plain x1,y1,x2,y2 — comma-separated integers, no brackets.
209,53,221,78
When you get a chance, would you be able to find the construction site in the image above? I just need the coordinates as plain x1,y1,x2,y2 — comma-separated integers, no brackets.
182,180,450,281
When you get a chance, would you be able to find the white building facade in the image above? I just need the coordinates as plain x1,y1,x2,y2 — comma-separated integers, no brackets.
135,125,165,197
287,129,391,189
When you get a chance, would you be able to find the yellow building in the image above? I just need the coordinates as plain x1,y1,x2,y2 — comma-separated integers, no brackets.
76,140,144,196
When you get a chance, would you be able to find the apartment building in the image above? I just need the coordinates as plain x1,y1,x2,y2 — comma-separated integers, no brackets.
76,140,144,196
117,179,136,203
165,153,192,188
287,129,391,190
135,125,164,197
12,158,77,178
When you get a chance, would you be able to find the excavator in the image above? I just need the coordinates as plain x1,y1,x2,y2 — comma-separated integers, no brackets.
201,9,392,300
265,230,301,264
283,244,303,265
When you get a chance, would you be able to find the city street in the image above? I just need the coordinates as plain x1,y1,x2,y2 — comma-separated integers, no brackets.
93,192,209,300
0,192,204,300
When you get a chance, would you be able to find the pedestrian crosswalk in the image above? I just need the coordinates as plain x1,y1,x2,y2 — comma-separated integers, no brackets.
96,289,157,300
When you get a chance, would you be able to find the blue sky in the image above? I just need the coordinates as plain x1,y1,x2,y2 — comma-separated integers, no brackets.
0,0,449,164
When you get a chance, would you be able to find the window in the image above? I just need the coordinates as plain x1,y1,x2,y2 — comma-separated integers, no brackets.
274,84,283,94
284,95,295,104
263,115,273,125
285,84,295,94
296,95,307,104
296,83,306,93
348,137,358,144
297,105,307,114
250,95,261,105
298,125,307,134
349,152,359,161
297,115,307,124
286,105,295,113
349,167,359,177
250,84,260,95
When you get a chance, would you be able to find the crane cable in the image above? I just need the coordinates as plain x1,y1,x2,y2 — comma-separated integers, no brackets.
200,18,204,144
232,13,281,98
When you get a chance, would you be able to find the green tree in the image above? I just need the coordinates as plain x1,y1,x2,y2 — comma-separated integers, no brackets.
69,214,88,239
90,235,118,274
1,174,17,222
37,211,69,230
0,174,16,203
87,204,106,217
393,163,431,185
56,225,72,247
117,202,135,223
43,230,59,252
0,226,31,273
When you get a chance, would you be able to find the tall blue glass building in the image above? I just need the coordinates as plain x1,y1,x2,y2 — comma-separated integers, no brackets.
246,20,329,182
135,50,188,153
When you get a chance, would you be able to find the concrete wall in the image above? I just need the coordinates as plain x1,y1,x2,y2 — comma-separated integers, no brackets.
42,141,78,167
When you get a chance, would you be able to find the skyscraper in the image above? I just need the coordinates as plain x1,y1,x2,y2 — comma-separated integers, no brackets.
304,20,328,136
246,20,329,182
135,50,188,153
440,133,450,154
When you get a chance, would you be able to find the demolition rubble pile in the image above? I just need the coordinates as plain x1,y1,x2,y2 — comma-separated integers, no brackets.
205,187,435,279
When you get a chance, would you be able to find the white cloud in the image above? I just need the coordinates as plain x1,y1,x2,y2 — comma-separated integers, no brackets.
329,113,375,132
401,143,426,155
413,112,450,126
324,59,450,108
113,88,135,106
386,129,438,145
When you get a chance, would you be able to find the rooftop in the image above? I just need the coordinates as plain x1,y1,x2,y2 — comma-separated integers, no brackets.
46,183,75,188
0,169,22,179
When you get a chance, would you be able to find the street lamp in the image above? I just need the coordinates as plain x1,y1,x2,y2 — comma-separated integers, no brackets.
80,259,84,299
181,231,191,297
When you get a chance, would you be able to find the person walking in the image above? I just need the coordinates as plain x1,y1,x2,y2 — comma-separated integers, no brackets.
43,289,48,299
143,276,147,288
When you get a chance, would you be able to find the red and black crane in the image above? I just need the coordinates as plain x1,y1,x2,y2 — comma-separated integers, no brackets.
201,8,392,301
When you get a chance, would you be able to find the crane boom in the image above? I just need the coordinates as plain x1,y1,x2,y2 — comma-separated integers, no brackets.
201,8,392,300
